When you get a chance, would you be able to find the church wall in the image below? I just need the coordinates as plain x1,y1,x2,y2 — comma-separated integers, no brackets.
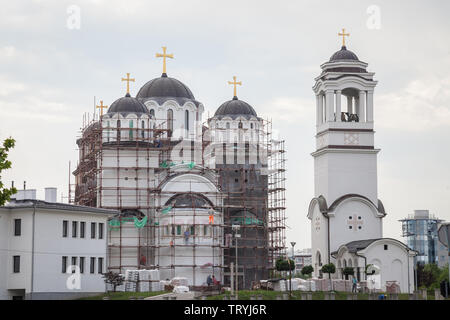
314,151,378,205
310,203,328,277
329,200,382,254
363,241,414,293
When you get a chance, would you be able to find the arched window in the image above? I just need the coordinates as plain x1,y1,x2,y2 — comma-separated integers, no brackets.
117,120,121,141
238,122,243,129
106,121,110,142
167,109,173,138
250,123,253,129
226,122,230,129
129,120,133,139
141,120,145,139
185,110,189,136
149,109,155,117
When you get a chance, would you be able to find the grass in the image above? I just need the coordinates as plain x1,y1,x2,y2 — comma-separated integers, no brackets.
207,290,448,300
78,291,166,300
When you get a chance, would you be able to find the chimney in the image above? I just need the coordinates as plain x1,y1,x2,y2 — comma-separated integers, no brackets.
15,189,37,200
45,187,57,202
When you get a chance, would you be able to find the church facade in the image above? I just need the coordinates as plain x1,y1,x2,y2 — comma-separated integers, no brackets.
307,34,416,293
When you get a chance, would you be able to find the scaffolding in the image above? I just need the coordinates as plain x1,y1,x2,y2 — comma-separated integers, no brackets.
71,114,286,289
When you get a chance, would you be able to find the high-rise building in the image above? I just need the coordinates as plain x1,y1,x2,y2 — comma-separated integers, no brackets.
400,210,447,267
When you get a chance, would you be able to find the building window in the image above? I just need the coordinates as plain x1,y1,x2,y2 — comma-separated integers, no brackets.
80,222,85,238
226,122,230,129
72,221,78,238
71,257,77,273
13,256,20,273
91,223,96,239
63,220,68,237
98,258,104,274
185,110,189,135
117,120,121,141
80,257,85,274
167,109,173,137
349,226,352,229
384,244,388,250
14,219,21,236
250,123,253,129
90,257,95,274
204,225,208,236
99,223,104,240
349,216,352,220
176,225,181,235
141,120,145,139
62,256,67,273
129,120,134,139
149,109,155,117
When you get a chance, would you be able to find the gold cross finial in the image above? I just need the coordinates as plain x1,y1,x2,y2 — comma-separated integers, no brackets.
121,72,135,94
228,76,242,98
338,28,350,47
156,46,174,75
96,100,108,116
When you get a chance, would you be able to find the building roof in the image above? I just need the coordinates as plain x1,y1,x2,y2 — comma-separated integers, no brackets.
107,93,148,114
1,199,118,215
136,73,195,100
331,238,415,256
214,96,257,119
329,46,359,62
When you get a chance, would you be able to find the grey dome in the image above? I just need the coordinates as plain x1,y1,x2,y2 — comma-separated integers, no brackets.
107,93,148,114
136,73,195,100
214,96,257,119
330,46,359,62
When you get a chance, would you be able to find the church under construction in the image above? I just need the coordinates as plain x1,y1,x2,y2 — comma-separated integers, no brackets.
70,47,286,289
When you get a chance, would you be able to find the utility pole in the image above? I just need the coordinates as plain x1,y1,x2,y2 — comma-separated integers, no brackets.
290,242,296,299
232,224,240,299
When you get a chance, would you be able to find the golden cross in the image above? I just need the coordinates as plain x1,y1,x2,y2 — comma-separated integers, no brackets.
155,46,174,74
338,28,350,47
96,100,108,116
228,76,242,98
121,72,135,94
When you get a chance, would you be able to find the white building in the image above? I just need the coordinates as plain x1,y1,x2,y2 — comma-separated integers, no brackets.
307,39,416,293
0,189,117,300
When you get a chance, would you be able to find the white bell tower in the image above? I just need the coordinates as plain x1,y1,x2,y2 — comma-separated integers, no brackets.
308,32,386,276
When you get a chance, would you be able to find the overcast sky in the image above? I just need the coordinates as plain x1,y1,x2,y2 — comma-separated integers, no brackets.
1,0,450,250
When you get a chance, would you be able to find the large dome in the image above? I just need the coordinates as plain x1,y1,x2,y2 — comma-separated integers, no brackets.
107,93,148,114
330,46,359,62
136,73,195,100
214,96,257,119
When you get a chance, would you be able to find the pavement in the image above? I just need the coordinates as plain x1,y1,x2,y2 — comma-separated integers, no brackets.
145,292,196,300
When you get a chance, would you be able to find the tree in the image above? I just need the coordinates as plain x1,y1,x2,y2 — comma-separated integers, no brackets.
103,271,124,292
301,265,314,278
0,138,17,206
321,263,336,291
342,267,354,280
275,258,295,272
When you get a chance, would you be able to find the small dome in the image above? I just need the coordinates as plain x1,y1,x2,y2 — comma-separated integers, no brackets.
214,96,257,119
136,73,195,100
330,46,359,62
107,93,148,114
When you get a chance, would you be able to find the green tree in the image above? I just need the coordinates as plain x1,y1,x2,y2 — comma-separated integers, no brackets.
321,263,336,279
0,138,17,206
275,258,295,272
301,265,314,278
103,271,124,292
342,267,354,280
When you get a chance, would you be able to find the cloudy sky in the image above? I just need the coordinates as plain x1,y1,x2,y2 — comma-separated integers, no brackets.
1,0,450,250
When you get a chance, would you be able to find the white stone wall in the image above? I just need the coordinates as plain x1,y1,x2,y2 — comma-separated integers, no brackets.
361,240,415,293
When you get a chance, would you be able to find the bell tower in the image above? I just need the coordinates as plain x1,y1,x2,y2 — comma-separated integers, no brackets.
312,39,379,205
308,31,385,273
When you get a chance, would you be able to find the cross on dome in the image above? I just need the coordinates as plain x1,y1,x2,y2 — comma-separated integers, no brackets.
121,72,135,94
156,46,174,75
338,28,350,47
228,76,242,99
96,100,108,116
